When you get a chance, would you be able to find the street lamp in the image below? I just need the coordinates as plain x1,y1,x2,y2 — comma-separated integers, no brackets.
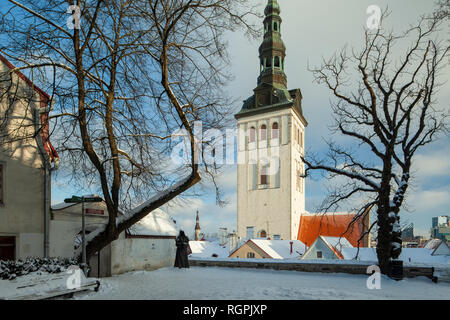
64,194,103,276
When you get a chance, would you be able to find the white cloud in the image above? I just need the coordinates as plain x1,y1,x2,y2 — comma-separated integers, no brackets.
411,147,450,182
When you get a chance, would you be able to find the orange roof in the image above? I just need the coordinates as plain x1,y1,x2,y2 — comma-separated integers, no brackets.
297,212,369,247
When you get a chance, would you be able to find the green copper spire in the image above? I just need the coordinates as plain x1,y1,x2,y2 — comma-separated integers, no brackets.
236,0,307,116
257,0,287,89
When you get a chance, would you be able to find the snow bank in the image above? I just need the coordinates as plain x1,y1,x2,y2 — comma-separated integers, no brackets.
74,266,450,300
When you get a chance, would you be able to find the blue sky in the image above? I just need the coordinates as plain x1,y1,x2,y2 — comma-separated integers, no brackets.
46,0,450,239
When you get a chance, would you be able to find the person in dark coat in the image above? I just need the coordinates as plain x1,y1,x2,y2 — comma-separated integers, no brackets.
174,230,190,268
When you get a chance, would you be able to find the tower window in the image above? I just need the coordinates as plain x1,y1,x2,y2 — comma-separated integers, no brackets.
274,22,278,31
260,165,268,185
266,58,271,68
274,56,280,68
249,126,256,143
260,124,267,141
271,122,279,140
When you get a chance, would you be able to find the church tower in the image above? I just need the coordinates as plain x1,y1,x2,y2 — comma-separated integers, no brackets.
235,0,307,240
195,210,201,241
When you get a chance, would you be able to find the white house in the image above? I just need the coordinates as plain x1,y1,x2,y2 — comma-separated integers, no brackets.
229,239,307,260
301,236,353,260
50,201,177,277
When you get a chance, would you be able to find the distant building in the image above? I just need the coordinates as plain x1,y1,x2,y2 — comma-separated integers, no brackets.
401,223,417,248
301,236,353,260
401,223,414,240
218,228,228,246
228,239,307,260
194,210,201,241
431,216,450,242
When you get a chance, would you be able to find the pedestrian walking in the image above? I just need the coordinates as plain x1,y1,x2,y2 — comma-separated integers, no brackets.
174,230,190,268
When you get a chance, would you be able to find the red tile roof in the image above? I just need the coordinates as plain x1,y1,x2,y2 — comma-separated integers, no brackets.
297,211,370,248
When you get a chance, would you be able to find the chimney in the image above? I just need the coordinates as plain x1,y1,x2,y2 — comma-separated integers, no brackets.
290,241,293,255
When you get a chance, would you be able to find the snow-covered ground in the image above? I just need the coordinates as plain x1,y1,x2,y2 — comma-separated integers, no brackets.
74,266,450,300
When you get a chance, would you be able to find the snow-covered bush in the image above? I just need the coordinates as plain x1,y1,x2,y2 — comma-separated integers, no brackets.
0,257,78,281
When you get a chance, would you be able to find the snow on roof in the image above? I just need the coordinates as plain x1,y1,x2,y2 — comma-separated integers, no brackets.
431,241,450,256
189,240,229,259
321,236,353,250
127,208,177,237
424,239,442,250
250,239,307,259
51,202,77,210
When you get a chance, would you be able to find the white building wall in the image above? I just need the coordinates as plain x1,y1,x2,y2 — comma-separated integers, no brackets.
237,107,306,240
110,236,176,275
0,58,47,259
290,110,306,240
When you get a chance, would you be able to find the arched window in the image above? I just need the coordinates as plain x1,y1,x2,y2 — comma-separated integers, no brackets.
274,56,280,68
249,126,256,143
274,22,278,31
260,124,267,141
266,58,271,68
272,122,279,139
260,165,268,185
259,230,267,238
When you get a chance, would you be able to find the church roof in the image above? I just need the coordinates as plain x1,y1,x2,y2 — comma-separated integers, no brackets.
297,211,370,247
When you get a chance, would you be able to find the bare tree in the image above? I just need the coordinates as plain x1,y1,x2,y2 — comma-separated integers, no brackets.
0,0,259,261
304,9,449,274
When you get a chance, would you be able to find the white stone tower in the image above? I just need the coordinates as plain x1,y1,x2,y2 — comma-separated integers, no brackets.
235,0,307,240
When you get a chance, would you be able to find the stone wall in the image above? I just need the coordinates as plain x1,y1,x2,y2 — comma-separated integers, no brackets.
189,258,435,280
